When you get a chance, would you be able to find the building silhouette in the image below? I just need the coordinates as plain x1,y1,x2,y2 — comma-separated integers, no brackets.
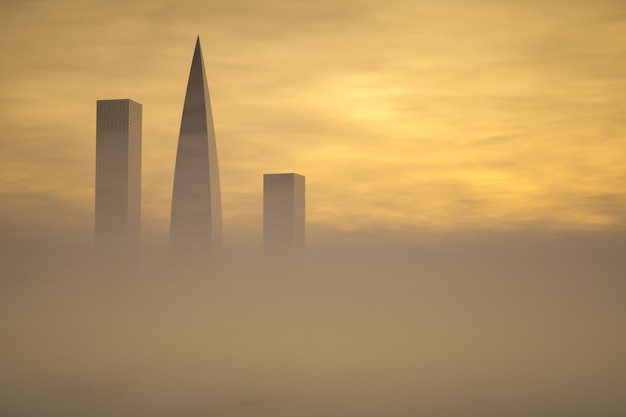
95,99,142,253
170,37,222,263
263,173,305,255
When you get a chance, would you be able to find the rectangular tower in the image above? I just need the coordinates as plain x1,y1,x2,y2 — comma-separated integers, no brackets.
263,173,305,255
95,99,142,252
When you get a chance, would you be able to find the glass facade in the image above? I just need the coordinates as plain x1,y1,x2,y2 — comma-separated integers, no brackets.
170,38,222,263
263,173,305,255
95,99,142,251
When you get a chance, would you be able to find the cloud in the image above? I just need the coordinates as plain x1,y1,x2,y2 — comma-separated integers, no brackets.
1,0,625,243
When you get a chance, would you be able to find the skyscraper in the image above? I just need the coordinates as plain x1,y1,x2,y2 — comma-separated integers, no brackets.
95,99,142,252
263,173,305,255
170,37,222,263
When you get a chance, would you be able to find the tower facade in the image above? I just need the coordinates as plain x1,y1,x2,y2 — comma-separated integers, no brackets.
170,37,222,262
263,173,305,255
95,99,142,252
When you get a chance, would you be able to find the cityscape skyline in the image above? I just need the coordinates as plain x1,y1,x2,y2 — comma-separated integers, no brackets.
95,39,308,257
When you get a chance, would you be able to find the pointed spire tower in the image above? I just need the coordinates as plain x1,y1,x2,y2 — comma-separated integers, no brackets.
170,37,222,263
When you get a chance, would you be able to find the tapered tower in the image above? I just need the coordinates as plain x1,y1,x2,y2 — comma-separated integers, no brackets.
170,37,222,263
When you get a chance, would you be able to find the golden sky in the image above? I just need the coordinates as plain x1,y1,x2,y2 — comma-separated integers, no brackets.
1,0,625,245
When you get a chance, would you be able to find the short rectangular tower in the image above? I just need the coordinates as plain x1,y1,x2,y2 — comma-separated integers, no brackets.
263,173,305,254
95,99,142,252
